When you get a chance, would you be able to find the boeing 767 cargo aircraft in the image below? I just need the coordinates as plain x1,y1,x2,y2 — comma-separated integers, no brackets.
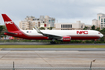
1,14,103,44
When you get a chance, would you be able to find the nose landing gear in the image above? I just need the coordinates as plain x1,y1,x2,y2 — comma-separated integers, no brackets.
94,39,97,44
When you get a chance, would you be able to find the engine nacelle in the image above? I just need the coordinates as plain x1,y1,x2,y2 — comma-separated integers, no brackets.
62,36,71,42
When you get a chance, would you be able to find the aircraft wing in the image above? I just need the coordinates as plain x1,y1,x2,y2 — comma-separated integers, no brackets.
42,33,62,40
34,26,62,40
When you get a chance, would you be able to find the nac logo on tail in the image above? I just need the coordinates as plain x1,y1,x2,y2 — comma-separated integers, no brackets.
4,21,14,24
77,31,88,34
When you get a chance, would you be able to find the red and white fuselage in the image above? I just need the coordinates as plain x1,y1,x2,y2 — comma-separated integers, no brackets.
2,14,103,42
18,30,102,40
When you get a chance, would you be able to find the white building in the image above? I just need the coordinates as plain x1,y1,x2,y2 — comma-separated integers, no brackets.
54,21,85,30
100,15,105,29
44,16,55,27
19,16,55,30
92,13,105,30
92,19,98,27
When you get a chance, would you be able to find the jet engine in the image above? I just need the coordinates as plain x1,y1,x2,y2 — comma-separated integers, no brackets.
62,36,71,42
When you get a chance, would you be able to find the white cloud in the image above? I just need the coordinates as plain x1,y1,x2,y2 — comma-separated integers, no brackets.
92,7,105,14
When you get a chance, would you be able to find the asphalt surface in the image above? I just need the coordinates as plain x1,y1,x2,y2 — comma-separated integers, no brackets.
1,48,105,51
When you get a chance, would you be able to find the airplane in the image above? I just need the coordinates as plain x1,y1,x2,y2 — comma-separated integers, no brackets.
1,14,104,44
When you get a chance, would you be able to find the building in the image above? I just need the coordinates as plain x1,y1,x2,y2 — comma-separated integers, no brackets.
19,16,55,30
100,15,105,29
92,19,98,27
44,16,55,27
54,21,85,30
19,16,36,30
92,13,105,30
85,25,92,30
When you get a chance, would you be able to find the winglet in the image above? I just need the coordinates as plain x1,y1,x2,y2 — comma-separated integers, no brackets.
33,28,35,30
34,26,43,34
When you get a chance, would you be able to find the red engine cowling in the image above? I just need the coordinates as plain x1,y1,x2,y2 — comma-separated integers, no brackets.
62,36,71,42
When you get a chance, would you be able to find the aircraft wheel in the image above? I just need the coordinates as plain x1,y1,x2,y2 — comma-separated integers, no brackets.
50,41,56,44
94,39,97,44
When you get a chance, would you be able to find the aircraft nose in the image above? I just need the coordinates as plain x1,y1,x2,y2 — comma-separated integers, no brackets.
101,34,104,37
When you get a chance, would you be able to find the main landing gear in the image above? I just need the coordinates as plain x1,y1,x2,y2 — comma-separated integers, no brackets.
50,41,56,44
50,39,56,44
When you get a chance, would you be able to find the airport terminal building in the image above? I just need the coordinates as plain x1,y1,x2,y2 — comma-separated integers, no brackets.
54,21,86,30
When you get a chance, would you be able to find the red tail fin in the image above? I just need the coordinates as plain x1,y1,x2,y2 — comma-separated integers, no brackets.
2,14,19,32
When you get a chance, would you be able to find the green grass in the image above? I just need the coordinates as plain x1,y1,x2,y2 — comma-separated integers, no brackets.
0,45,105,48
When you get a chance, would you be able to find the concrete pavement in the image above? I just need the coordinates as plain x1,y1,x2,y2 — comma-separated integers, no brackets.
0,51,104,68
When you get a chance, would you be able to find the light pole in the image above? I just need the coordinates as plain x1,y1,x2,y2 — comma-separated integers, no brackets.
89,59,96,70
13,61,15,70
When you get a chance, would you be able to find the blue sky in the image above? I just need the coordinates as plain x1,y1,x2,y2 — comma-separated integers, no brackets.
0,0,105,26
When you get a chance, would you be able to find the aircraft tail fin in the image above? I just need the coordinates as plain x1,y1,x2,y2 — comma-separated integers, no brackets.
1,14,20,32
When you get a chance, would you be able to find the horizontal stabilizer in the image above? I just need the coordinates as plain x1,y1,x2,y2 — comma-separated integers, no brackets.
4,32,17,35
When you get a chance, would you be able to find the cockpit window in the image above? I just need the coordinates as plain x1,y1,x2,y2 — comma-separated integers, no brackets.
98,32,100,34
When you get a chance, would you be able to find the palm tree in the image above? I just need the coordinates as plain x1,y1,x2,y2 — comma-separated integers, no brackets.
96,27,100,31
83,26,88,30
91,25,95,30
